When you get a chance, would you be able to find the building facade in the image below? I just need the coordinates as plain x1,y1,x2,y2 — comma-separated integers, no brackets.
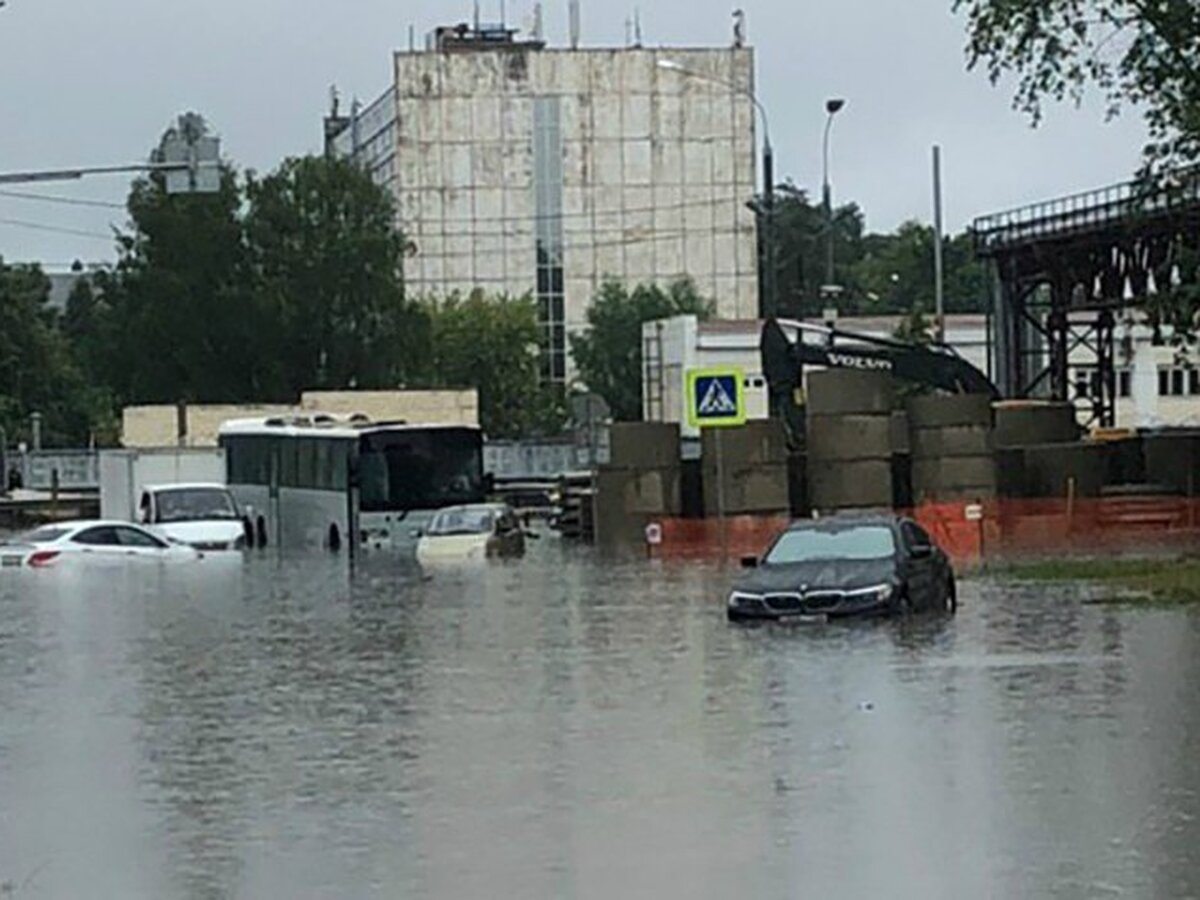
328,26,760,386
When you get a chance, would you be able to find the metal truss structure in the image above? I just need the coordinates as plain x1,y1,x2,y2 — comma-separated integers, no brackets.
974,173,1200,426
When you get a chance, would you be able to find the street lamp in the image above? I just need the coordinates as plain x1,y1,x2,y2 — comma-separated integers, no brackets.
657,58,776,317
822,98,846,301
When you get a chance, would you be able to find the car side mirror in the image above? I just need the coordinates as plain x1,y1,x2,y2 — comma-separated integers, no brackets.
911,544,933,560
740,555,760,569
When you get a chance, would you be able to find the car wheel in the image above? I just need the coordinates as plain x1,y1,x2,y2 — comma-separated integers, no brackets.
944,577,958,614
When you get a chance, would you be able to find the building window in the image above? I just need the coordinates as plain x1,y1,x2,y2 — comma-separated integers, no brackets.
1157,366,1199,397
1118,369,1132,398
533,96,565,386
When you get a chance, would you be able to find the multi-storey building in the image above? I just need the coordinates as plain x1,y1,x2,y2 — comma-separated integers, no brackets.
327,22,760,385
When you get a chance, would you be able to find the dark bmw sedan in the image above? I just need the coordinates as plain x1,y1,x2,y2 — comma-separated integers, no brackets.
727,515,957,623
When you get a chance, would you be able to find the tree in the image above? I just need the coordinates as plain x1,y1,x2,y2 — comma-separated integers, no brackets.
850,223,987,315
0,259,113,446
570,279,712,421
244,156,424,396
418,291,562,439
101,161,262,404
761,188,866,318
955,0,1200,171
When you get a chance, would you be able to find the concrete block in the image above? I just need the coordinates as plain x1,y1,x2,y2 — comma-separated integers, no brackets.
911,426,995,459
1141,434,1200,495
994,402,1079,447
1014,442,1108,499
609,422,680,468
912,456,998,496
905,394,993,429
807,414,894,461
700,420,788,469
593,465,682,550
808,459,893,511
703,462,790,516
806,370,895,416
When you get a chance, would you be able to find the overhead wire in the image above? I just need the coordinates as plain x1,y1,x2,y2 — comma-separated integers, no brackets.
0,189,125,210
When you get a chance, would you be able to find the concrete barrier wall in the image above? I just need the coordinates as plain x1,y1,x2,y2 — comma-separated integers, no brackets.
700,421,790,515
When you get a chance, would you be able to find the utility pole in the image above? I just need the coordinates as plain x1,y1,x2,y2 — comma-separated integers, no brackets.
933,145,946,343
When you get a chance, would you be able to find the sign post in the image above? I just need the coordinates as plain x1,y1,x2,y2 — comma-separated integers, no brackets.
686,367,747,562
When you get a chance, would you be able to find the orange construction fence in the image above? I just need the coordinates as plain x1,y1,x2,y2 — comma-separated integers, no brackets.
644,497,1200,566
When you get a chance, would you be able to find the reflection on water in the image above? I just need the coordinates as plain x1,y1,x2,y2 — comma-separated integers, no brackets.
2,540,1200,897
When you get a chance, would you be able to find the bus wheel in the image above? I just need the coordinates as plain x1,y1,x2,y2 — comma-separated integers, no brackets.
327,524,342,553
256,517,268,548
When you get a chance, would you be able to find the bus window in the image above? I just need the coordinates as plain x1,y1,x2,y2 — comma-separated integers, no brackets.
358,429,483,513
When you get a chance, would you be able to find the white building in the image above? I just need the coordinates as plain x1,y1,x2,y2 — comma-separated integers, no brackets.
328,22,760,385
645,313,1200,437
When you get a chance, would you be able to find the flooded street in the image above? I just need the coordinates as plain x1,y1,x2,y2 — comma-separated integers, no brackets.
3,538,1200,898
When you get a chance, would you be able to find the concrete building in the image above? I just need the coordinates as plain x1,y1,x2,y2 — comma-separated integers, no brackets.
327,22,760,385
645,313,1200,436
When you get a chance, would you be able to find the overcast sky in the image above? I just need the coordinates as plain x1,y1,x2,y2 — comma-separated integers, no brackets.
0,0,1150,268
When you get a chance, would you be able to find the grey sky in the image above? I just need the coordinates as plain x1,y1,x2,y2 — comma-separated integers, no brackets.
0,0,1150,267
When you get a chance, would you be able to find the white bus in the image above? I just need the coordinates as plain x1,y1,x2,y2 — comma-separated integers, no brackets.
217,414,487,555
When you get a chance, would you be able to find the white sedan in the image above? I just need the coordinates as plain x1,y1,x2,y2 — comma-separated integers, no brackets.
0,520,204,569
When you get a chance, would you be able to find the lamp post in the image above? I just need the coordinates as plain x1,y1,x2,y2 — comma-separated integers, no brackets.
821,98,846,302
657,58,775,317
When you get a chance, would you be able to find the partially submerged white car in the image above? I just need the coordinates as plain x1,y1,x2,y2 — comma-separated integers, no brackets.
136,484,246,551
415,503,527,564
0,520,204,569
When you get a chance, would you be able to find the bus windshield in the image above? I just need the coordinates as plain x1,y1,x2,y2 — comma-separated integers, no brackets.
358,429,484,513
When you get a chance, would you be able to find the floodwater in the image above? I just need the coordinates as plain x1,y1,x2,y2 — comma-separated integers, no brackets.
2,537,1200,898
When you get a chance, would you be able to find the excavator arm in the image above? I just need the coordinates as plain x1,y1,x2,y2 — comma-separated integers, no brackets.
761,317,999,444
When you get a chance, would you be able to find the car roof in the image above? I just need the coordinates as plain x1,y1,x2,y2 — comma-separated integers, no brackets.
33,519,151,532
785,513,901,532
143,483,230,493
433,503,509,515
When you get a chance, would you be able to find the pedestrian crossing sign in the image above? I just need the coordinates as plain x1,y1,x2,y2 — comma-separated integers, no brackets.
686,367,746,428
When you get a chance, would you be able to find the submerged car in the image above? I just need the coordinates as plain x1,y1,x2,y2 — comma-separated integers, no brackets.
415,503,527,564
727,515,956,623
137,484,246,551
0,520,204,569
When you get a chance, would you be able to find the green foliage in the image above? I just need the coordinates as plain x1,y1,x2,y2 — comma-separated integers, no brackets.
851,223,987,316
1005,556,1200,605
762,194,986,317
954,0,1200,171
765,188,865,317
570,279,712,421
245,156,425,396
417,291,563,439
893,302,935,345
0,259,114,446
97,165,260,404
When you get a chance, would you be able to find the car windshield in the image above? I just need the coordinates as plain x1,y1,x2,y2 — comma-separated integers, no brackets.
427,508,495,536
765,525,896,564
13,526,70,545
154,489,239,523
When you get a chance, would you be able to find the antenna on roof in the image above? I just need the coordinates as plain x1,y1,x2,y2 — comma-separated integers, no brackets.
732,9,746,48
329,84,339,118
473,0,481,31
408,23,415,51
532,2,544,40
568,0,581,49
633,7,642,47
